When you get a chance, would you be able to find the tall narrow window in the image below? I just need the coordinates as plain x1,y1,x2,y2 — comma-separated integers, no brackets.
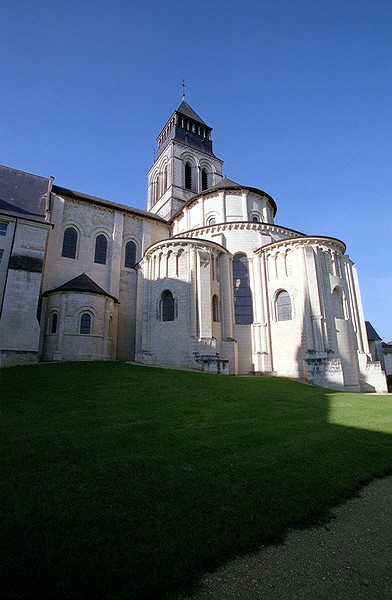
61,227,78,259
212,295,220,322
124,241,137,268
185,162,192,190
161,290,175,321
202,168,208,191
332,287,344,319
233,254,253,324
0,249,3,264
94,234,107,265
0,222,8,236
163,165,168,192
80,313,91,334
276,290,292,321
50,312,58,334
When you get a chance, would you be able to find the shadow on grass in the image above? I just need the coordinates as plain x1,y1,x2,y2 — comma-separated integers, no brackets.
1,362,391,599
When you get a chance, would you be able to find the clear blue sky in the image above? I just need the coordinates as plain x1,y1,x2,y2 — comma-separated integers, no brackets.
2,0,391,341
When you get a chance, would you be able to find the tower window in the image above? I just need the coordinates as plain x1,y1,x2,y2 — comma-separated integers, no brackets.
61,227,78,259
0,222,8,236
185,162,192,190
275,290,292,321
163,165,168,192
233,254,253,325
202,168,209,191
124,241,137,268
94,234,108,265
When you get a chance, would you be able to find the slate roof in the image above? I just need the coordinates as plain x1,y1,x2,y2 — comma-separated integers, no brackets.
52,185,167,223
176,100,208,126
168,176,278,222
196,177,277,216
43,273,119,303
0,165,51,223
209,177,241,189
365,321,382,341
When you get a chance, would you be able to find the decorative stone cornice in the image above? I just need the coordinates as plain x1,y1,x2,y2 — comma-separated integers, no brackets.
255,235,346,255
173,221,305,239
143,236,228,258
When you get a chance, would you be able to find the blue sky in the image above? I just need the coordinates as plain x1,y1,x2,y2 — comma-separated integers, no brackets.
2,0,391,341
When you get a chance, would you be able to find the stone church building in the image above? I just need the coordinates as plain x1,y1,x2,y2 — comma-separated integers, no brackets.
0,100,387,392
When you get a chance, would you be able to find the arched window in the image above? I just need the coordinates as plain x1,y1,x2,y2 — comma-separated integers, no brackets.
332,286,344,319
50,312,58,334
152,173,159,205
163,164,168,192
275,290,292,321
94,234,108,265
80,312,91,334
202,168,209,191
185,162,192,190
233,254,253,324
161,290,175,322
208,216,216,226
212,295,220,322
252,215,260,223
124,241,137,268
61,227,77,259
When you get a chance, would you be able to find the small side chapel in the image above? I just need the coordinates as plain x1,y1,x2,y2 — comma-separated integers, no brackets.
0,99,387,392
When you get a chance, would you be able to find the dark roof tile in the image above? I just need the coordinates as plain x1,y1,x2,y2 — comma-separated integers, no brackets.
0,165,51,223
43,273,119,302
176,100,208,126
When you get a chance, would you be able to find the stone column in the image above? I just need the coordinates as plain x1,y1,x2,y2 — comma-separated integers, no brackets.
302,245,324,351
220,253,234,340
102,297,110,359
345,260,368,354
241,190,248,221
53,292,67,361
189,245,198,338
197,248,212,339
250,254,271,371
219,191,226,222
134,261,145,359
142,258,151,352
259,252,273,372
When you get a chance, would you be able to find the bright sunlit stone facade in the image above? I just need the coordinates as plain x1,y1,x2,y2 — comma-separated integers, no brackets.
0,101,387,392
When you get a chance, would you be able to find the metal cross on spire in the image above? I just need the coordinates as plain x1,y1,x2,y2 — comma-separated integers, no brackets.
181,79,186,101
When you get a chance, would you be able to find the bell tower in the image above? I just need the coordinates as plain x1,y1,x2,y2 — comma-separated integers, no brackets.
147,99,223,220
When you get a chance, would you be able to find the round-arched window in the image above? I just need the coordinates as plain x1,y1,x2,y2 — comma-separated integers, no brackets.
275,290,292,321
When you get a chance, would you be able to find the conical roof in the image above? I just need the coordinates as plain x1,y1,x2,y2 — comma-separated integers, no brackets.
43,273,119,302
210,177,241,189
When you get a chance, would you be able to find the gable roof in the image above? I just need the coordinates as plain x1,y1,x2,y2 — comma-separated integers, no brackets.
43,273,119,303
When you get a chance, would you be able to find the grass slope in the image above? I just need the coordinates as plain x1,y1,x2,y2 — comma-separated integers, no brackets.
1,362,392,599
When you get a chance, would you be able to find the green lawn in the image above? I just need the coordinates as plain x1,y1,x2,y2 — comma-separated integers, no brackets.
1,362,392,599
